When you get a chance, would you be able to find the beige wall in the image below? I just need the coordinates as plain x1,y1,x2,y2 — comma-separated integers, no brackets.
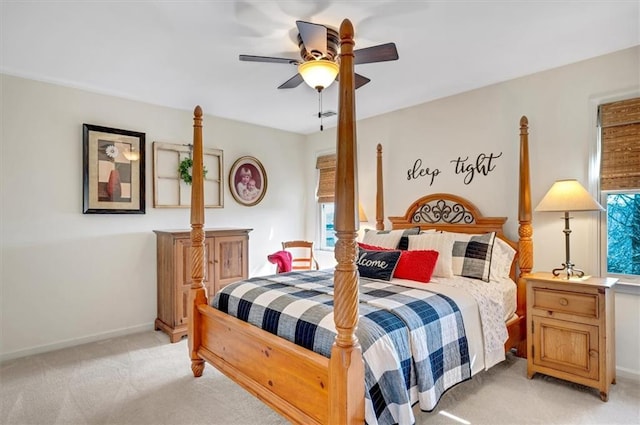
305,46,640,375
1,75,308,359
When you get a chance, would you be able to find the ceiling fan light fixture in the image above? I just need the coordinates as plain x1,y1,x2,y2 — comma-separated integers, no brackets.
298,59,339,91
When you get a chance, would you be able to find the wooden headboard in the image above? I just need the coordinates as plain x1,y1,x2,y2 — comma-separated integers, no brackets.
389,193,510,240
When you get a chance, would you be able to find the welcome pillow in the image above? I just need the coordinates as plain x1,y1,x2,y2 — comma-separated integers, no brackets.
356,247,401,281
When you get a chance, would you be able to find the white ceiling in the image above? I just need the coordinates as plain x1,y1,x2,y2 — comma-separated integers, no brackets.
2,1,638,135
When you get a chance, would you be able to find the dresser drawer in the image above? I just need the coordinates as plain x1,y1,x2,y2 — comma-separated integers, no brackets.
532,287,599,318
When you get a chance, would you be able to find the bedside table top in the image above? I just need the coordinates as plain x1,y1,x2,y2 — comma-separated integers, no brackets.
525,272,618,289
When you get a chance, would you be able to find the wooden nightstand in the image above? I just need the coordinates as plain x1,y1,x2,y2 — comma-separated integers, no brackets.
526,272,617,401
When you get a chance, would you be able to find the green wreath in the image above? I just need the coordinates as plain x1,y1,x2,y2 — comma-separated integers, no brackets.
178,157,208,185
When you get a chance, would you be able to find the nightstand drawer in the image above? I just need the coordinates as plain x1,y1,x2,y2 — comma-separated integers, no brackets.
532,288,598,318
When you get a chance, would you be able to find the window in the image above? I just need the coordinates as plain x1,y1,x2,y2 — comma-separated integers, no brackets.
598,97,640,283
320,202,336,250
604,193,640,276
316,153,336,250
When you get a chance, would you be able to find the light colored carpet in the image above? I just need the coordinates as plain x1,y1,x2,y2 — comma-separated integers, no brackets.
1,331,638,425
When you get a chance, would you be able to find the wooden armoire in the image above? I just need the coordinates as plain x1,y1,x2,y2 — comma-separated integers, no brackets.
153,228,251,342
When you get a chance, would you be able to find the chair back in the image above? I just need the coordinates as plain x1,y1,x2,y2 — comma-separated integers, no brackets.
281,240,319,271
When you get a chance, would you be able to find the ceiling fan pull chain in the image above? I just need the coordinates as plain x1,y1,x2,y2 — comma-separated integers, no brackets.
318,91,322,130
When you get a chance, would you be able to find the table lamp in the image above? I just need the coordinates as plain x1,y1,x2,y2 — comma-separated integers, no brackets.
535,179,604,279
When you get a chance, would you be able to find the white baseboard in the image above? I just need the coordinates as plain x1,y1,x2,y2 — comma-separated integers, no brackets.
616,365,640,381
0,323,154,363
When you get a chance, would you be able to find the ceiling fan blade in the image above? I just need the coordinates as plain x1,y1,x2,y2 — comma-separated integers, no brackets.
354,42,399,65
355,73,371,89
296,20,327,58
278,73,304,89
239,54,298,65
335,73,371,89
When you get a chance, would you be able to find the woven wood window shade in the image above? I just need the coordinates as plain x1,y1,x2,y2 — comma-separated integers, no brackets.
316,154,336,203
599,97,640,191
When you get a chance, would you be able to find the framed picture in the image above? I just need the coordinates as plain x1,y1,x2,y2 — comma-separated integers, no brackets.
229,156,267,206
83,124,145,214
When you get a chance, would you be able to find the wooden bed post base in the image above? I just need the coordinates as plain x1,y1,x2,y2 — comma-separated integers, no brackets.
329,342,365,424
189,286,206,377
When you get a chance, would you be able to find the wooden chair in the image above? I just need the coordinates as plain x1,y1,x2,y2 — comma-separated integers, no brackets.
281,240,319,271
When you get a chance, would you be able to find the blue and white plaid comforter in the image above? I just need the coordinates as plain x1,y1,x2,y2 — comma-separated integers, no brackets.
213,269,470,425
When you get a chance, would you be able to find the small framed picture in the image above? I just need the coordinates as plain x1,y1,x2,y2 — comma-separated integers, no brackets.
229,156,267,206
83,124,145,214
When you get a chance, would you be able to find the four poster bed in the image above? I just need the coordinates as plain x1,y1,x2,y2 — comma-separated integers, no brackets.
187,19,532,425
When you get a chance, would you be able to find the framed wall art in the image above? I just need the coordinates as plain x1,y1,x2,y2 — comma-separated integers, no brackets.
152,142,223,208
229,156,267,206
82,124,145,214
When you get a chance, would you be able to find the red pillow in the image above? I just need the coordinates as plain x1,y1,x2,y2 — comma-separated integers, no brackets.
358,242,387,251
393,249,439,283
357,242,439,283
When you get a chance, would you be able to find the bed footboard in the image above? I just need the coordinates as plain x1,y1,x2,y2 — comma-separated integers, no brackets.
197,304,330,425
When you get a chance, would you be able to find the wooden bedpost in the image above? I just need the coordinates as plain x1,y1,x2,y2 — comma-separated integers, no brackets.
516,115,533,357
376,143,384,230
188,105,207,377
329,18,366,425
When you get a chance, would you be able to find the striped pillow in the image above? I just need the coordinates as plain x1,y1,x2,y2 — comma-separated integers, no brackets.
407,232,455,278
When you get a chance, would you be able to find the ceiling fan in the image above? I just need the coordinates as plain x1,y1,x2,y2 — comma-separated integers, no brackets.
239,20,399,92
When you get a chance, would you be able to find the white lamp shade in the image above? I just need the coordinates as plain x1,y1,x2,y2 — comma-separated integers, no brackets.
535,179,604,212
298,59,339,91
358,203,368,222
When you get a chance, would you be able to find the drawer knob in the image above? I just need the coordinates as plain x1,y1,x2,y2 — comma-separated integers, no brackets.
589,350,598,358
558,298,569,306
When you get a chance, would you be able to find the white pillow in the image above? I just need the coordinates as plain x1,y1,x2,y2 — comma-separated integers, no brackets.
362,229,404,249
407,233,455,278
420,229,437,234
491,237,516,279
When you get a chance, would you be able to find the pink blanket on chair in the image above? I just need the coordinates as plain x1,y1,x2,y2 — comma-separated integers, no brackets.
267,250,292,273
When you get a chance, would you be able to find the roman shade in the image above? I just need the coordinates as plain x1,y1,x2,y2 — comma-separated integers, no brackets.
599,97,640,191
316,153,336,203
